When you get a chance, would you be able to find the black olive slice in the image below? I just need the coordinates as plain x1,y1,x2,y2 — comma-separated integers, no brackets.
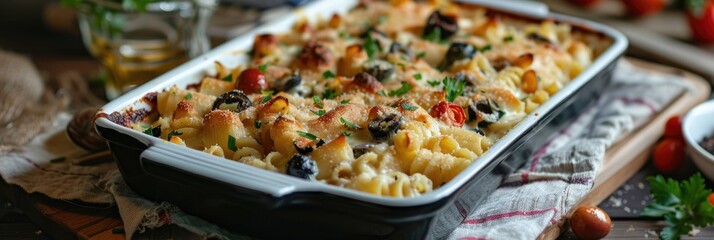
423,11,458,40
389,42,413,57
468,99,503,128
285,154,318,180
212,90,253,113
368,114,403,141
281,71,302,92
363,60,395,82
353,143,377,158
439,42,476,70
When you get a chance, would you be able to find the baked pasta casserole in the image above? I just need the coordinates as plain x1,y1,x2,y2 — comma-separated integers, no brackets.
124,0,609,197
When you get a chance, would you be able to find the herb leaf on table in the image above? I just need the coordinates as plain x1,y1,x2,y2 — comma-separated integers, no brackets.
641,173,714,240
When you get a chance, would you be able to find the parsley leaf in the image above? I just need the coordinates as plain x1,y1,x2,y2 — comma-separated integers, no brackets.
261,90,274,103
416,52,426,59
322,70,336,79
401,102,419,111
323,89,340,99
313,95,324,108
377,90,387,96
258,63,268,73
340,99,351,104
143,126,161,137
311,109,326,116
342,131,352,137
363,34,381,59
340,117,361,129
641,173,714,240
227,135,238,151
222,74,232,82
427,80,441,87
254,120,262,129
503,35,514,42
480,44,492,52
184,93,192,100
167,130,183,141
424,27,442,42
413,73,422,81
297,131,318,140
442,76,466,102
388,82,413,97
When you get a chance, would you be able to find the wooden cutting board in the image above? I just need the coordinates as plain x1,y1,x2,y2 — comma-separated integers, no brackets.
539,58,712,239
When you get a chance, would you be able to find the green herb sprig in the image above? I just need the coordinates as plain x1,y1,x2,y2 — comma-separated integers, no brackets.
641,173,714,240
442,76,466,102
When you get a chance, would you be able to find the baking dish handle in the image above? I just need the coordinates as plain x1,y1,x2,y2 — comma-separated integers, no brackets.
455,0,549,18
139,144,301,197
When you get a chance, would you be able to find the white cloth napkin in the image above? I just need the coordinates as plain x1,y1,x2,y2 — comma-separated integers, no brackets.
0,60,689,239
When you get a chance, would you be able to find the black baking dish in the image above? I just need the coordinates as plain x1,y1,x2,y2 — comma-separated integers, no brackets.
95,0,628,238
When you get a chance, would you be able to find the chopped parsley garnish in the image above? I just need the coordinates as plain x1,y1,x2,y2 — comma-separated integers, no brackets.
641,173,714,240
297,131,318,140
413,73,423,81
363,34,381,59
503,35,514,42
388,81,413,97
258,63,268,73
424,27,442,42
167,130,183,140
311,109,326,116
184,93,192,100
442,76,466,102
480,44,492,52
377,90,387,96
221,74,232,82
338,31,351,39
340,99,351,104
323,89,340,99
340,117,361,129
427,80,441,87
261,90,274,103
401,102,419,111
227,135,238,151
322,70,336,79
342,131,352,137
497,110,506,119
313,95,324,108
143,126,161,137
416,52,426,59
254,120,263,129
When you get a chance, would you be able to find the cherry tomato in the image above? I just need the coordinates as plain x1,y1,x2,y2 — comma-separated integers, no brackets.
568,0,602,8
429,101,466,127
235,68,268,94
686,0,714,43
621,0,665,17
653,139,685,174
709,193,714,206
664,116,683,141
570,206,611,240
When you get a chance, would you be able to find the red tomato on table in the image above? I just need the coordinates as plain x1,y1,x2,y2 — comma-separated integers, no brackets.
664,116,684,141
686,0,714,43
621,0,665,17
653,139,685,174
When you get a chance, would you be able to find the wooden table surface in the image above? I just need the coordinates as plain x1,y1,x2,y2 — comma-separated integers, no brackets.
2,2,714,240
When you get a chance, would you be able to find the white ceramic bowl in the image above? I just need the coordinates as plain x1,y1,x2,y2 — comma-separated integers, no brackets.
683,99,714,181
